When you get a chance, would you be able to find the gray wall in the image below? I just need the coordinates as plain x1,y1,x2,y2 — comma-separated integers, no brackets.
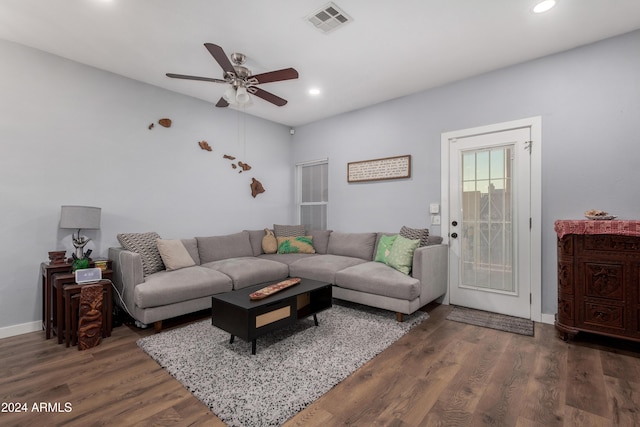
1,29,638,331
0,40,293,331
292,29,640,316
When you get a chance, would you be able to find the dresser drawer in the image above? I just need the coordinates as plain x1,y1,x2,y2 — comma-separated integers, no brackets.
583,301,624,330
582,262,624,301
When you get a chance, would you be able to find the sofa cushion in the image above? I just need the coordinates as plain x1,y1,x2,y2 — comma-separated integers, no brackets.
374,234,397,264
274,224,305,238
196,231,254,263
327,232,377,260
244,229,267,256
156,239,196,271
181,238,200,264
202,257,289,290
308,230,332,254
117,232,165,276
387,235,420,274
400,226,430,247
258,253,317,265
135,266,232,308
335,262,421,300
289,254,367,284
277,236,316,254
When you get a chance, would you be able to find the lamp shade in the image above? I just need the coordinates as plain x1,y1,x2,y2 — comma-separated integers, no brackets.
223,86,236,102
59,206,101,230
236,86,250,104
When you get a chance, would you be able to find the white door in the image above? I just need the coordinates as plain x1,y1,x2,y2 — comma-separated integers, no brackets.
446,126,532,319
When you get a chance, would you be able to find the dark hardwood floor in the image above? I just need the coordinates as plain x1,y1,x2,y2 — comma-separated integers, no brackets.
2,303,640,426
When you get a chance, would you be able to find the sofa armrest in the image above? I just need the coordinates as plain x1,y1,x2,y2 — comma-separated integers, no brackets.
108,247,144,317
412,244,448,305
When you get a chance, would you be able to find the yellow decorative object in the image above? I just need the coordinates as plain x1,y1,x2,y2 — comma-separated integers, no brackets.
261,229,277,254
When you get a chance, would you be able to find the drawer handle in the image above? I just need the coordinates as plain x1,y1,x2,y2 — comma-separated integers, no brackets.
594,311,608,320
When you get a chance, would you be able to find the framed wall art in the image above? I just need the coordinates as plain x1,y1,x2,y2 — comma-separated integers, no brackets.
347,155,411,183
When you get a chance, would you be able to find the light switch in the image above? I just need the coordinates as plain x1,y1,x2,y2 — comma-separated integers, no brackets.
429,203,440,214
431,215,441,225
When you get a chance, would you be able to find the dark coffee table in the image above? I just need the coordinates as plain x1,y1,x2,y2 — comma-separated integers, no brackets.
211,278,332,354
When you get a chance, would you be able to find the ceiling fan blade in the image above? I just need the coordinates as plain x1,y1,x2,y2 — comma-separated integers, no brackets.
204,43,235,76
215,97,229,108
247,86,287,106
166,73,227,83
248,68,299,85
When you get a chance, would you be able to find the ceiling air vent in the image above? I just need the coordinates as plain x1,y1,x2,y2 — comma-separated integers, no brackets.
307,2,352,34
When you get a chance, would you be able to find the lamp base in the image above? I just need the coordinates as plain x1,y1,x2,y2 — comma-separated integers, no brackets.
72,233,92,259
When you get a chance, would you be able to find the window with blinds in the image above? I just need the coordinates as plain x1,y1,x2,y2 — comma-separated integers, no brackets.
297,160,328,231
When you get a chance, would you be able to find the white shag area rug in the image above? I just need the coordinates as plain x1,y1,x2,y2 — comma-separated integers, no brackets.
137,302,428,427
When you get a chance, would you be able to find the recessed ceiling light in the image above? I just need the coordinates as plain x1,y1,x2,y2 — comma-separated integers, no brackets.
308,88,321,96
533,0,557,13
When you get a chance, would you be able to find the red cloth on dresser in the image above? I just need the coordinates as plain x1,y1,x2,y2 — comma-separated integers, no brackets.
554,220,640,239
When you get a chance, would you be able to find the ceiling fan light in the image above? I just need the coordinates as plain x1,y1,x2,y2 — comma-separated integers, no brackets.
223,86,236,102
236,86,250,104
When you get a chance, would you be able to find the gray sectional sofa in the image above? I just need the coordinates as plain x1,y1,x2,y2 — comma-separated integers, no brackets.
109,229,448,331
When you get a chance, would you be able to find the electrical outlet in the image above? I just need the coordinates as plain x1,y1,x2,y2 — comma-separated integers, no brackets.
431,214,441,225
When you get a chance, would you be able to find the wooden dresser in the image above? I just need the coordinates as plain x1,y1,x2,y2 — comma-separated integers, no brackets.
555,220,640,342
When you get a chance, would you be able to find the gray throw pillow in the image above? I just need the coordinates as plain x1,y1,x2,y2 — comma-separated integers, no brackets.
273,224,306,238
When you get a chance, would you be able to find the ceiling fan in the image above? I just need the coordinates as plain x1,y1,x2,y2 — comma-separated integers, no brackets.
166,43,299,108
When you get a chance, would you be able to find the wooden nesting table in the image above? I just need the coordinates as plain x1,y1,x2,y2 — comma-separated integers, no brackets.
51,271,113,346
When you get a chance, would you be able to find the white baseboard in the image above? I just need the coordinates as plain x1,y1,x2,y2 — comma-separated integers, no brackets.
0,321,42,339
540,312,555,325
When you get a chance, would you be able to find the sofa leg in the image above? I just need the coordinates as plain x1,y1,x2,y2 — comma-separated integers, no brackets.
154,320,162,333
396,312,404,322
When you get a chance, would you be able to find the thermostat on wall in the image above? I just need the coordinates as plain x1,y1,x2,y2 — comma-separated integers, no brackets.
75,267,102,284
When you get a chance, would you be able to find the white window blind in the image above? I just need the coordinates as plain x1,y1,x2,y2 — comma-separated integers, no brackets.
297,159,328,231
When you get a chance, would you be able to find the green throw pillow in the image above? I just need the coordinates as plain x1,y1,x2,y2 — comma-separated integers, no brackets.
277,236,316,254
374,234,398,264
387,235,420,275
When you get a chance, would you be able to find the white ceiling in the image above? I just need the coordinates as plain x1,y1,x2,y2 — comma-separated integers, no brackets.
1,0,640,127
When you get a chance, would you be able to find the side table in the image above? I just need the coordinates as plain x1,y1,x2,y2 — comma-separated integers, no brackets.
41,262,73,339
41,260,112,340
51,270,113,344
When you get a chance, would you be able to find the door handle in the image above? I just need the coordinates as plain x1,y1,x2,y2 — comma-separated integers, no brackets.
452,220,458,227
451,232,458,239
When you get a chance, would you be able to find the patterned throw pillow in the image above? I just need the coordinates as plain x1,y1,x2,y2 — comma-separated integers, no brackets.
273,224,306,238
374,234,398,264
262,228,277,254
277,236,316,254
117,232,165,276
387,235,420,275
400,226,429,247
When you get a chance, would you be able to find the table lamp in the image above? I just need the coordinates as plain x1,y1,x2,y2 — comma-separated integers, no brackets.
59,205,101,259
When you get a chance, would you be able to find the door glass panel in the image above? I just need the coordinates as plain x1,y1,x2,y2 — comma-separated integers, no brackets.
461,146,514,293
